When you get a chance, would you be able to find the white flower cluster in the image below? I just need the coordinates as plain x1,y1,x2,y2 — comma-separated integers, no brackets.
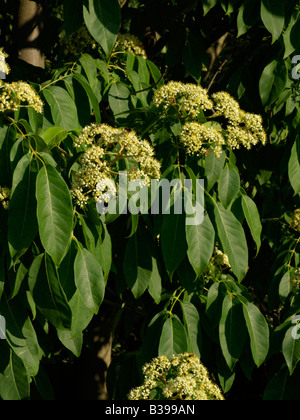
153,82,213,117
72,123,161,208
115,34,147,59
0,80,43,113
0,186,11,210
128,353,224,401
0,49,10,76
290,209,300,233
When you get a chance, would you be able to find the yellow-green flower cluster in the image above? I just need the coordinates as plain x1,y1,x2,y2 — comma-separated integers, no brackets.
214,246,231,269
212,92,267,150
203,246,231,284
291,269,300,290
72,123,161,208
0,80,43,113
290,209,300,233
61,26,97,57
115,34,147,59
0,49,10,76
180,122,225,157
153,82,213,117
211,91,241,123
152,83,266,157
128,353,224,401
0,186,11,210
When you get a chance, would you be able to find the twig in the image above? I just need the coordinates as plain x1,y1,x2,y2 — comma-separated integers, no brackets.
207,60,228,92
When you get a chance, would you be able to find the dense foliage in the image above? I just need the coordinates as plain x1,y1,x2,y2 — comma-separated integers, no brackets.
0,0,300,400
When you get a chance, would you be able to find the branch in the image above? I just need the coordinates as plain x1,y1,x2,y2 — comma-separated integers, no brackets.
119,0,127,7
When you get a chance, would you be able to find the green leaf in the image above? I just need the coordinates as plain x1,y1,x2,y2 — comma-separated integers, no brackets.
205,149,226,191
63,0,83,36
263,367,300,400
282,326,300,375
8,154,39,261
237,0,260,37
136,56,151,86
219,294,247,370
261,0,285,43
0,126,14,185
259,59,288,107
83,0,121,56
288,137,300,195
283,14,300,59
206,282,227,328
186,214,215,277
217,356,236,394
203,0,219,15
108,82,131,121
28,107,43,134
94,220,112,283
241,195,262,254
123,227,160,299
180,301,201,357
148,256,162,305
242,301,269,367
214,203,248,282
218,166,240,209
279,271,291,303
0,294,41,376
0,257,5,300
158,316,189,358
80,54,103,102
0,348,30,401
36,164,74,266
161,212,188,278
74,247,105,314
43,86,81,131
182,32,205,83
40,127,68,150
147,60,164,88
69,290,95,334
58,245,95,356
28,254,72,329
57,327,84,358
33,366,55,401
126,69,149,108
72,73,101,124
139,311,167,366
123,234,151,299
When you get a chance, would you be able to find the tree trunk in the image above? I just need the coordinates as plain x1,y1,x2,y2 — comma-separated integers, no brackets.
16,0,45,68
77,302,117,400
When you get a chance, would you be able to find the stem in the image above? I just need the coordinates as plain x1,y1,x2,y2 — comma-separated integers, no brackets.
169,288,185,314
